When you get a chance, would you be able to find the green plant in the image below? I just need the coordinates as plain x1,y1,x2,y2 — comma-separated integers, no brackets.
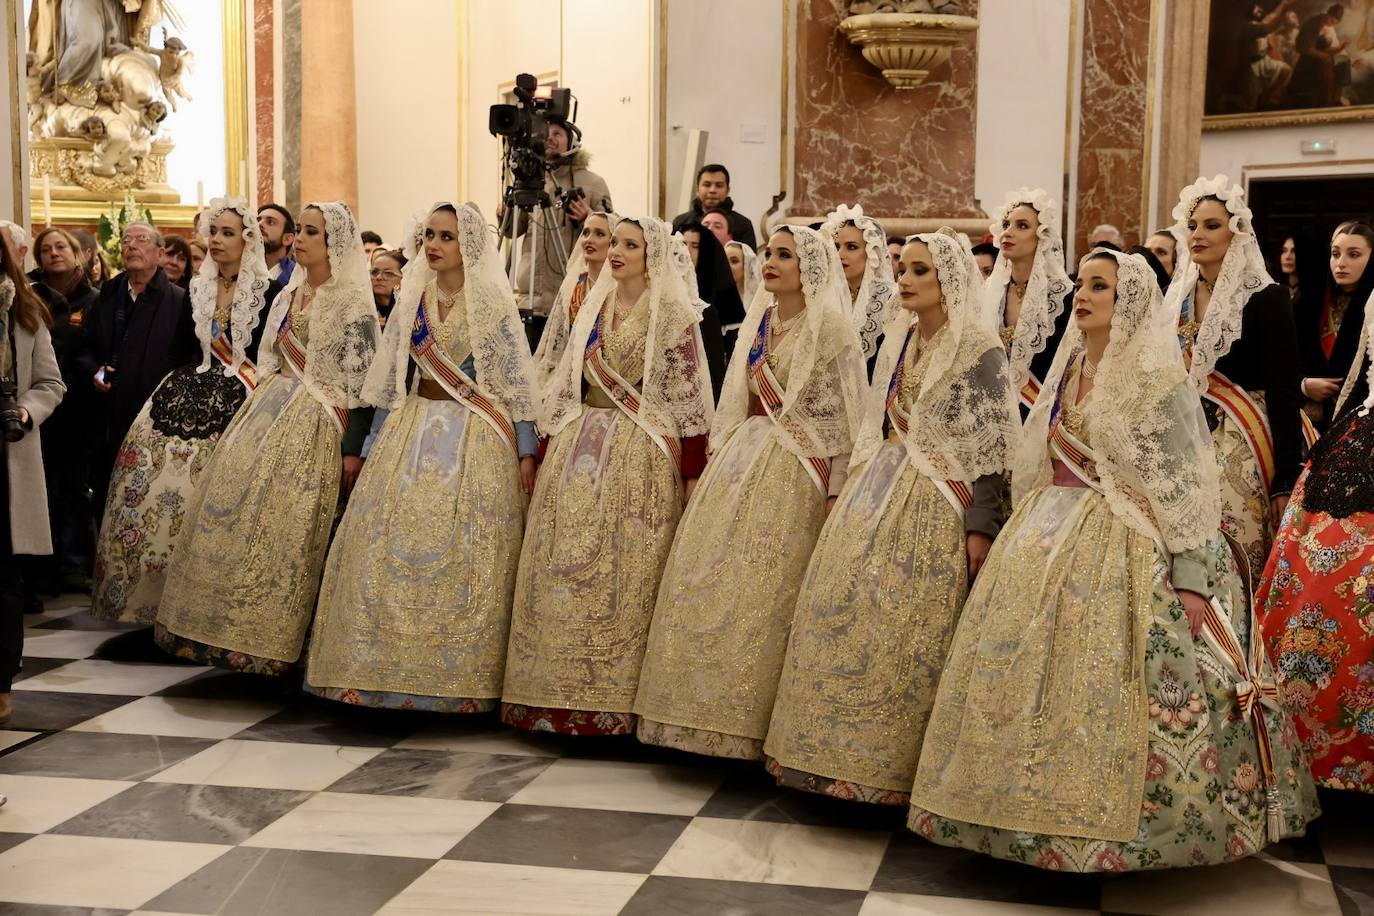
96,193,155,272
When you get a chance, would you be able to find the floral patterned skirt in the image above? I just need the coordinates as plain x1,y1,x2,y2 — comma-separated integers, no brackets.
91,367,247,624
764,445,965,803
909,484,1319,872
499,704,635,736
1257,452,1374,793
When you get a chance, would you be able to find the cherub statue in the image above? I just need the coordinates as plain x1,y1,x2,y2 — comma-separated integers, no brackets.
95,78,122,114
143,31,193,112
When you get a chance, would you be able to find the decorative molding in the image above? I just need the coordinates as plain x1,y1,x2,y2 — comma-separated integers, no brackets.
6,0,24,225
837,11,976,90
1203,105,1374,132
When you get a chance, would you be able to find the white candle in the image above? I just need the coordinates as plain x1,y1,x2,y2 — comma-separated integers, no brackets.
42,175,52,227
196,180,204,208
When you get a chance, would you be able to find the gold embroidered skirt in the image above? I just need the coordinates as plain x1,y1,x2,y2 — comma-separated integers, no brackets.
1212,402,1272,586
501,406,682,721
634,417,828,760
764,443,966,801
157,375,341,666
908,483,1318,871
305,396,524,710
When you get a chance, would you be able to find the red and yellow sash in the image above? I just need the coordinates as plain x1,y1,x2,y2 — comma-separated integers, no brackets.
208,330,258,392
1019,375,1042,413
748,312,830,496
583,306,683,482
1203,369,1276,493
276,307,349,434
410,298,518,454
885,326,973,516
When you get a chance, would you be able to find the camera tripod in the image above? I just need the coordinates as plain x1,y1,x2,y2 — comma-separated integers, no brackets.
500,186,570,303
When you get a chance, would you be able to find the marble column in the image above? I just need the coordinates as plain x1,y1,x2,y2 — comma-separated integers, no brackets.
790,0,984,235
2,0,29,227
254,0,276,208
299,0,358,213
1153,0,1208,233
1072,0,1152,254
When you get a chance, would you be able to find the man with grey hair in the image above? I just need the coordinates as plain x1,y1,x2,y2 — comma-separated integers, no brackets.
73,220,197,503
1088,223,1125,249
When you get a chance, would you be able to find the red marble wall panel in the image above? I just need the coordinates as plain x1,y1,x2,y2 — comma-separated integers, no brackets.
1074,0,1151,252
792,0,982,220
255,0,275,206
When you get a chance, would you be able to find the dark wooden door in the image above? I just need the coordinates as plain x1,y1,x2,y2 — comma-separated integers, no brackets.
1247,174,1374,267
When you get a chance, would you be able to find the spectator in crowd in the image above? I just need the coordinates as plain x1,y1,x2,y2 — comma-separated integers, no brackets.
1088,223,1124,249
369,247,406,330
0,229,67,720
158,235,193,287
677,221,738,395
30,227,99,591
971,241,998,279
671,164,757,249
72,230,108,287
1275,231,1323,304
701,210,732,247
187,234,207,278
257,203,297,286
1145,229,1178,276
887,235,904,274
361,230,384,259
73,222,198,505
1126,244,1172,294
506,118,613,347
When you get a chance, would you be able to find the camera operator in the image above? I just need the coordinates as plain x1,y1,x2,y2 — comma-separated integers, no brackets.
508,118,613,345
0,231,67,728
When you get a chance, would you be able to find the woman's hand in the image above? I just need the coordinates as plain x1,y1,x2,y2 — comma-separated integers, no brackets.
683,477,699,503
1270,494,1290,528
520,456,537,496
341,455,364,494
1302,377,1342,402
966,532,993,581
1178,589,1209,639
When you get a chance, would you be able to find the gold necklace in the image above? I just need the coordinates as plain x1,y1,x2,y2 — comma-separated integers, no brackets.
1009,277,1029,299
217,272,238,291
1197,274,1216,295
1081,356,1098,379
773,304,804,334
998,325,1016,348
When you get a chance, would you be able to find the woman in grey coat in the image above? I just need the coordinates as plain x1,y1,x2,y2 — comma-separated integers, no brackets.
0,231,67,733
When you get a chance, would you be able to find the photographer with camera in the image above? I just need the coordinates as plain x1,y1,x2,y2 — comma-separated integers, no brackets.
0,231,67,727
495,76,612,348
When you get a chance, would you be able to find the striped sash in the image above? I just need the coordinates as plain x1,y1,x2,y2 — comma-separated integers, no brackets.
583,307,683,483
1019,375,1042,413
411,298,518,454
208,324,258,391
748,312,830,496
1203,369,1276,493
277,307,349,434
885,327,973,517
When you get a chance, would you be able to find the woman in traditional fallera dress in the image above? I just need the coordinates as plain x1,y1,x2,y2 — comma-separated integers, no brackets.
822,204,895,364
531,211,614,397
634,225,867,760
1257,299,1374,793
501,216,714,735
92,199,279,623
908,249,1318,872
765,230,1017,804
156,201,379,674
985,189,1073,416
1165,175,1304,584
305,203,538,712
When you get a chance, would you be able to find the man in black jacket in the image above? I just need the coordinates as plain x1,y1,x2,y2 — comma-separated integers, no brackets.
72,222,198,507
672,164,757,250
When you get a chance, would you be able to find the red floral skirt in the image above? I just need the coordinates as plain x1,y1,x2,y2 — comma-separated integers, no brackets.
499,703,636,736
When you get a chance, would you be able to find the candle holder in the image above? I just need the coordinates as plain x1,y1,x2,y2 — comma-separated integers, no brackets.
838,3,978,91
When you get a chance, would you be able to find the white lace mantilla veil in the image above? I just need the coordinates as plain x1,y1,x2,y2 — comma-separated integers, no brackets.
257,200,379,410
669,233,711,317
540,215,714,440
851,229,1019,482
190,197,270,377
1015,248,1222,553
1335,286,1374,417
982,188,1072,383
1163,174,1274,390
726,240,761,319
712,224,867,459
363,202,537,422
533,210,619,397
821,203,896,360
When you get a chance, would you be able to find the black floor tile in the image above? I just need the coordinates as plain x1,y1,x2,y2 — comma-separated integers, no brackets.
446,804,691,873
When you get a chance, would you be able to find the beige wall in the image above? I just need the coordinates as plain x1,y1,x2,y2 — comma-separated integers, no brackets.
1199,122,1374,191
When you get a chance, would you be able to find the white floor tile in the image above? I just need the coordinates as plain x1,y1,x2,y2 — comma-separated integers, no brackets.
652,817,890,891
242,791,498,858
377,860,646,916
0,774,136,832
0,730,39,752
146,739,382,791
1100,856,1342,916
860,893,1099,915
69,696,285,740
13,659,207,696
0,834,230,909
20,627,126,659
395,724,564,758
507,757,724,816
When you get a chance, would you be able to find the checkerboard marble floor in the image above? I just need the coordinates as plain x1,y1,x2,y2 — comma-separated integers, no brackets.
2,596,1372,916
